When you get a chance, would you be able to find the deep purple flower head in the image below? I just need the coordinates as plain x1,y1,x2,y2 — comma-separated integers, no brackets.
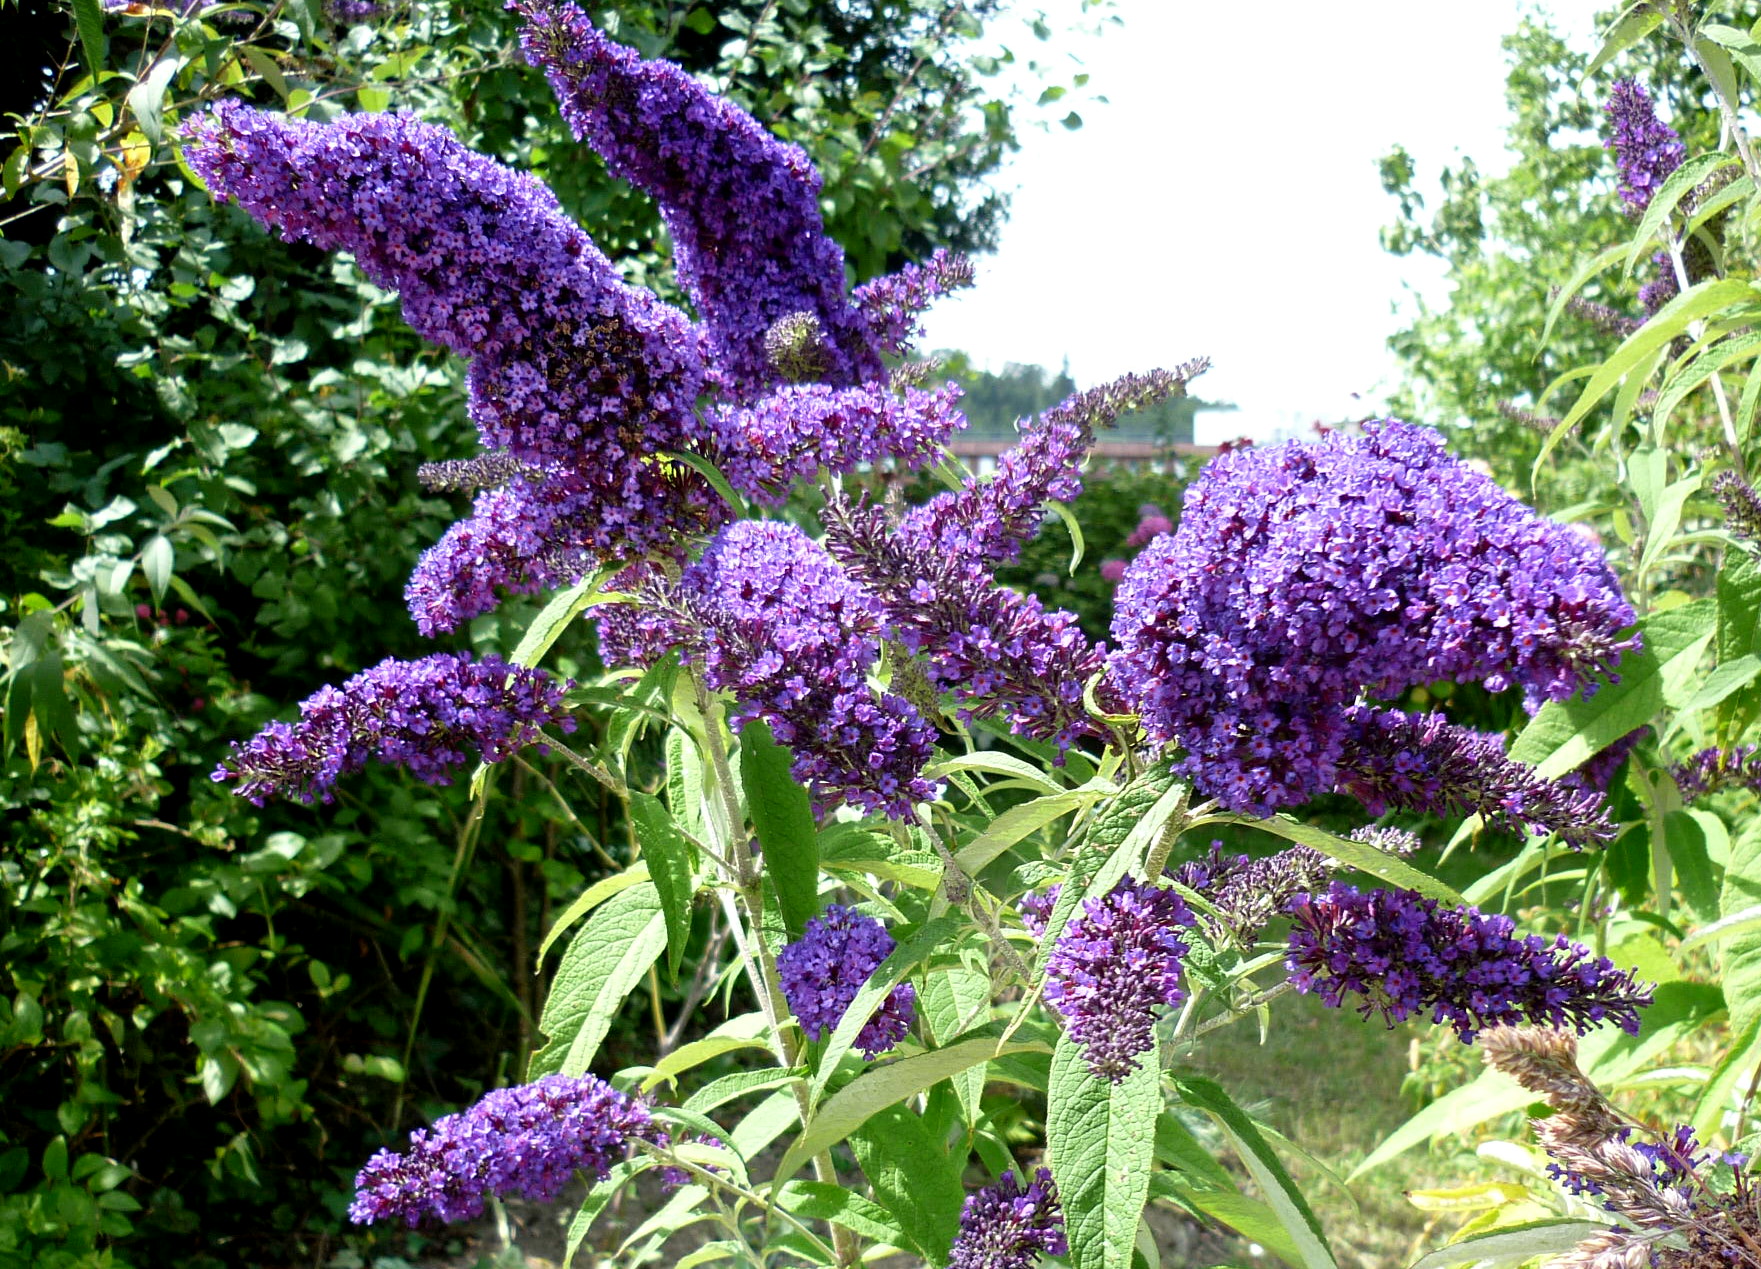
1109,421,1639,817
1604,80,1685,214
1170,844,1333,944
1042,879,1194,1081
854,249,977,358
182,102,719,624
949,1168,1067,1269
516,0,881,397
1715,470,1761,543
669,521,939,818
349,1074,665,1225
1671,745,1761,803
212,653,573,805
1285,882,1652,1042
1337,707,1615,847
777,904,916,1057
706,379,968,505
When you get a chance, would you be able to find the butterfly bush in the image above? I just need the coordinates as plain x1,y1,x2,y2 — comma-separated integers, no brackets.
1109,419,1639,818
349,1074,666,1226
949,1168,1068,1269
777,905,916,1057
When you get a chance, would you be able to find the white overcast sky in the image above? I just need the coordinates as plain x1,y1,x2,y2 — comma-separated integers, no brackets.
917,0,1613,443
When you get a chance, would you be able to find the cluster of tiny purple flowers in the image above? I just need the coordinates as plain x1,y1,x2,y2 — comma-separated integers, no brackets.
1671,745,1761,803
212,653,573,805
777,905,916,1058
1170,843,1334,944
1604,79,1691,315
1108,420,1639,818
948,1168,1067,1269
349,1074,665,1226
1042,880,1195,1081
1285,883,1653,1042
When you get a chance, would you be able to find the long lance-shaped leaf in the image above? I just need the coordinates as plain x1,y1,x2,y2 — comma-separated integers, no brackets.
528,882,667,1078
740,718,820,939
1047,1031,1159,1269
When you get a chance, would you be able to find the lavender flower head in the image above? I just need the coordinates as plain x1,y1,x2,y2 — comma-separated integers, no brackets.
1285,882,1653,1042
516,0,881,397
949,1168,1068,1269
1109,420,1639,817
671,521,939,818
1018,886,1062,940
1043,879,1195,1081
1671,745,1761,803
777,904,916,1058
213,653,573,805
1604,80,1685,214
349,1074,665,1225
854,249,978,358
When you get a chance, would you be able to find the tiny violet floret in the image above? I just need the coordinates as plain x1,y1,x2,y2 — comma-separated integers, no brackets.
1285,883,1653,1042
949,1167,1068,1269
1043,880,1195,1081
349,1074,666,1226
212,653,573,805
777,905,916,1058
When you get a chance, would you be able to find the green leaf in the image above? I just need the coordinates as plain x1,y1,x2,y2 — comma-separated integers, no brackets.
660,450,747,516
777,1037,1045,1182
69,0,105,82
919,957,993,1122
1408,1219,1607,1269
1680,902,1761,952
811,916,961,1104
954,791,1085,875
1173,1077,1335,1269
140,535,174,607
512,565,618,669
849,1104,963,1264
1048,1032,1160,1269
1509,599,1716,778
1717,552,1761,739
627,793,696,980
1625,154,1739,273
1540,242,1629,352
926,751,1065,796
1583,3,1664,81
1210,815,1462,904
126,57,183,149
1721,818,1761,1039
643,1013,771,1091
1665,809,1724,921
239,46,289,100
1047,500,1085,574
1147,1174,1303,1269
538,865,650,964
740,719,820,939
1652,331,1761,432
775,1181,912,1249
563,1158,648,1269
529,883,667,1078
683,1064,802,1114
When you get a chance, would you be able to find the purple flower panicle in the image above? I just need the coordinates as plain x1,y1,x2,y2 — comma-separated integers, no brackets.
1109,420,1639,817
670,522,939,818
1018,886,1062,940
1604,80,1685,214
777,905,916,1058
949,1167,1067,1269
1671,745,1761,803
1171,843,1333,943
349,1074,664,1226
1337,708,1615,847
854,249,977,357
213,653,573,805
1043,880,1194,1081
1286,882,1652,1042
516,0,880,397
1715,471,1761,543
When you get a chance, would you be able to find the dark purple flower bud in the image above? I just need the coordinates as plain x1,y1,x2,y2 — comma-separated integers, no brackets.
515,0,881,397
1569,727,1646,795
1285,882,1653,1042
1172,844,1334,943
1715,470,1761,543
1018,886,1062,939
777,904,916,1058
854,249,978,358
665,522,939,819
349,1074,665,1226
1043,880,1195,1081
706,379,967,505
1108,420,1639,818
1639,250,1679,315
212,653,573,805
949,1167,1067,1269
1337,708,1615,848
1603,80,1685,215
1671,745,1761,803
417,451,527,494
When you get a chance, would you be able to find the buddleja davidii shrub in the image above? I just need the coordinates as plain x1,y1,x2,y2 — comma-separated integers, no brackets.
186,7,1693,1268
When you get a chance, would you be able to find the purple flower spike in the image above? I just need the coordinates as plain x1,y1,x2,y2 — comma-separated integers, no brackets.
949,1167,1068,1269
348,1074,665,1226
1671,745,1761,802
1604,80,1685,214
1171,844,1333,943
1337,707,1615,847
516,0,881,397
212,653,573,805
1043,880,1194,1082
1285,882,1653,1042
670,521,940,819
777,904,916,1058
854,249,977,357
1109,420,1639,817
